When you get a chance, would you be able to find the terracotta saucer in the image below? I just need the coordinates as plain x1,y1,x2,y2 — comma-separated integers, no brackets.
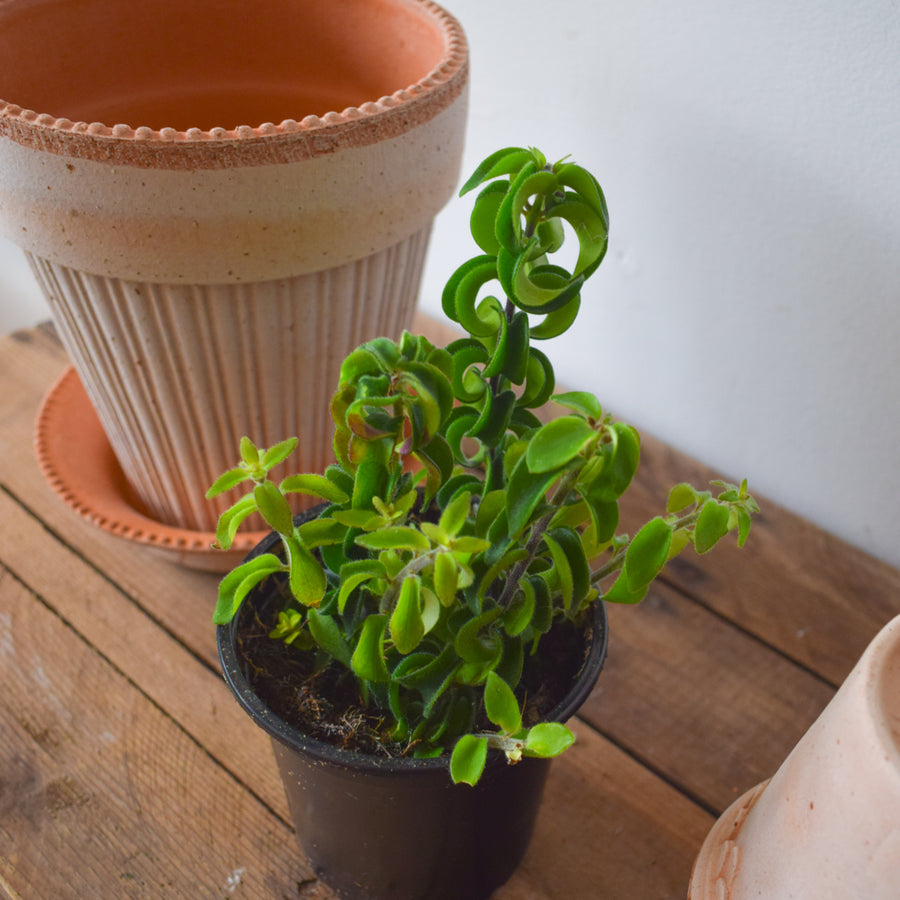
34,366,266,572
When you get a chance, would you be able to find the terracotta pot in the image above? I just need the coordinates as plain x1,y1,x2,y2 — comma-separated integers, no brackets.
0,0,468,533
217,516,610,900
689,613,900,899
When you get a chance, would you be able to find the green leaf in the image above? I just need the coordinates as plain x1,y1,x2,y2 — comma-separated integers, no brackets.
253,481,294,535
667,483,700,513
337,561,384,612
469,180,508,255
506,455,565,537
260,437,298,470
355,527,430,553
523,722,576,758
591,423,641,501
553,391,603,420
603,570,649,605
434,552,459,607
455,609,503,664
459,146,534,195
737,508,753,548
694,498,732,554
451,536,491,554
545,527,591,611
214,494,258,550
503,581,536,637
239,436,260,467
280,473,349,504
351,614,391,683
526,416,596,474
390,576,425,654
284,535,327,607
307,609,351,667
484,672,522,734
450,734,488,786
212,554,284,625
206,466,251,499
439,490,472,538
294,517,346,550
625,517,673,590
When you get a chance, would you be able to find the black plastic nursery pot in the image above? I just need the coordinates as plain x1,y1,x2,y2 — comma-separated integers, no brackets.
217,524,609,900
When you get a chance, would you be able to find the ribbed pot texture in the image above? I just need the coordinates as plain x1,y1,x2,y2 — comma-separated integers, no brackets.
0,0,468,535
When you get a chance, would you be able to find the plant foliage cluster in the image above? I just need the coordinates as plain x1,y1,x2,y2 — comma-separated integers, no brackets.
209,146,758,785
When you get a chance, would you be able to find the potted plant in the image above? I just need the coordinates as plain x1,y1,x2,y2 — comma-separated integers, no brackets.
210,145,759,899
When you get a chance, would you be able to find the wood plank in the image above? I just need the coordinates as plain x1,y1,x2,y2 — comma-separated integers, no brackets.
0,486,288,819
583,584,834,813
0,570,324,899
0,325,224,671
500,720,714,900
619,437,900,686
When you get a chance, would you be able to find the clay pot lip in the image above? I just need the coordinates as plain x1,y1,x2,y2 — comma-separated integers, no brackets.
0,0,468,167
867,614,900,768
34,365,263,570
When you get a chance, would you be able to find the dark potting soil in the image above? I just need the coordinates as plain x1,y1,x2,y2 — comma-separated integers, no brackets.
235,587,593,759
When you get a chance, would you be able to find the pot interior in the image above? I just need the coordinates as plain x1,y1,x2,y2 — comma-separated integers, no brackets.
0,0,449,130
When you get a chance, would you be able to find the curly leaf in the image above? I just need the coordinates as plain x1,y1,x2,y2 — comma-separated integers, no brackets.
455,608,503,664
351,614,391,683
214,494,258,550
307,609,352,668
469,180,508,254
212,554,284,625
390,576,425,654
284,535,326,607
545,527,591,612
280,473,349,504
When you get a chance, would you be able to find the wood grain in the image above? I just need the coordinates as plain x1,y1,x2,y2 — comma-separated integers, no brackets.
585,584,834,813
0,487,287,820
0,571,323,900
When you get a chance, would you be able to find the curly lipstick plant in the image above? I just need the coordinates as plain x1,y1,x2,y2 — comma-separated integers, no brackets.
208,146,759,785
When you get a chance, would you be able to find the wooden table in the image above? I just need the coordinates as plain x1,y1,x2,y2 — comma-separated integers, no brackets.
2,319,899,899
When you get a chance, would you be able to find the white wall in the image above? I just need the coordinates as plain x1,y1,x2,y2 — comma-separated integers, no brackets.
417,0,900,568
2,0,898,566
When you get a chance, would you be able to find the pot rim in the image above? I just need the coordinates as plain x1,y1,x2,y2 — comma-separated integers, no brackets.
0,0,468,166
216,516,609,775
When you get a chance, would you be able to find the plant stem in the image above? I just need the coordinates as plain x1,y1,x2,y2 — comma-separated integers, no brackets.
495,467,581,608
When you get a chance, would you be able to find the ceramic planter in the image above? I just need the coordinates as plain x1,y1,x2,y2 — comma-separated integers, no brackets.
689,613,900,899
0,0,468,534
217,521,609,900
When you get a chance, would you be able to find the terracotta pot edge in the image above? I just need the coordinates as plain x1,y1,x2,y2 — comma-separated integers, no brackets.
0,1,468,169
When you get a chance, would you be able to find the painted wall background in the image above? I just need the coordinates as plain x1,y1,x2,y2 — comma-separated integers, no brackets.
1,0,898,565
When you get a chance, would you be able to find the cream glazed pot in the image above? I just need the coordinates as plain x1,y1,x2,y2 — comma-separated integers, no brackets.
0,0,468,543
689,614,900,899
